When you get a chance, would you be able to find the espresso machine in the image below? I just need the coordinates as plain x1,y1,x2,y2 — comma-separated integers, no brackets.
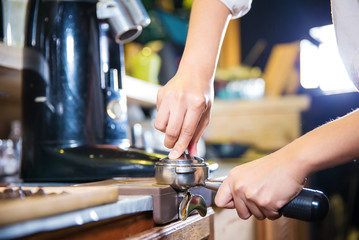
21,0,164,182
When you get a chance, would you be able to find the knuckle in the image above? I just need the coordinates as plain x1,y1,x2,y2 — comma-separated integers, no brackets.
214,196,223,207
159,90,172,103
267,213,280,220
233,184,245,196
174,142,187,152
166,128,180,139
257,198,271,209
237,210,251,220
274,200,285,210
244,189,257,202
157,89,163,100
227,170,237,180
181,126,194,137
164,139,175,149
174,91,186,101
191,96,207,111
255,214,266,221
154,120,165,131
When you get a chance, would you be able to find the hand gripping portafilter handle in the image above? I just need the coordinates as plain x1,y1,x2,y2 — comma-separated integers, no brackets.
280,188,329,222
205,181,329,222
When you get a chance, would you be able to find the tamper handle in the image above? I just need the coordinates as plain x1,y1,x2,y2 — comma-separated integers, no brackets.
280,188,329,222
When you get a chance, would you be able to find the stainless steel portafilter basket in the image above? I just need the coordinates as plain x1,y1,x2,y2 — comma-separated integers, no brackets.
154,154,222,192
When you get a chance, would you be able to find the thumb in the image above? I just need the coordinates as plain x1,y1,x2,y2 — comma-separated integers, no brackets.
215,181,235,209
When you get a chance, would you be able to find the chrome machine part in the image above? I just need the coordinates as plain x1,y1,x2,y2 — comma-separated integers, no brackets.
154,154,222,191
178,192,207,221
97,0,142,43
121,0,151,27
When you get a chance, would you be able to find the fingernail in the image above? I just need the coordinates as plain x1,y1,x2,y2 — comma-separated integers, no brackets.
169,150,179,159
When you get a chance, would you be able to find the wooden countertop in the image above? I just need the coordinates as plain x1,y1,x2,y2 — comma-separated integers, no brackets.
0,184,214,240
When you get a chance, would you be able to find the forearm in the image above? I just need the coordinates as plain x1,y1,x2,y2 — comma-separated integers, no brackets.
279,109,359,177
178,0,232,81
155,0,247,158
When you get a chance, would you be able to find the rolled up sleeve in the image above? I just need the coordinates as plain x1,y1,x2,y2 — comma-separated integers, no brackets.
332,0,359,89
219,0,252,19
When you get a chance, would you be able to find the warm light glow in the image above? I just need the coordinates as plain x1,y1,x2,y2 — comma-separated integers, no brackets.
300,24,356,94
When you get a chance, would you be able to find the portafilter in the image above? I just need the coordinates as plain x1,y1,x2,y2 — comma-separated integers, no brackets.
155,154,329,222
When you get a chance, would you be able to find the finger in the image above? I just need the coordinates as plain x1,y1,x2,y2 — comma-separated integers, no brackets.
221,199,235,209
243,189,265,220
187,143,197,157
233,198,252,220
156,86,168,109
188,108,211,156
266,211,281,220
245,200,266,220
257,198,282,220
170,109,203,159
164,105,186,150
156,88,163,110
215,180,235,208
154,102,170,132
223,176,251,219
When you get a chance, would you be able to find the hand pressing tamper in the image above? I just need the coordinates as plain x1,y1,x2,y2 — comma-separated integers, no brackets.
154,154,329,221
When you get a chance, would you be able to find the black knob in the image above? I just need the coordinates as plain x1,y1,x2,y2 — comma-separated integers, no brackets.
280,188,329,221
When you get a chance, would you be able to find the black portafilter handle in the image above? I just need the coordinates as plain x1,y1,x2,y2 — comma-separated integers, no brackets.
279,188,329,222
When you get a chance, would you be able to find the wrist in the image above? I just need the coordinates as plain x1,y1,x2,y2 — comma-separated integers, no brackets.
177,58,216,82
176,64,215,86
273,141,313,182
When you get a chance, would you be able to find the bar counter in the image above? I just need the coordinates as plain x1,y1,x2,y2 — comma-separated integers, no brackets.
0,179,215,240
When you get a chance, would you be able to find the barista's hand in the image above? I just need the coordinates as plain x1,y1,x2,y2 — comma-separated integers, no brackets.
154,70,213,159
215,151,307,220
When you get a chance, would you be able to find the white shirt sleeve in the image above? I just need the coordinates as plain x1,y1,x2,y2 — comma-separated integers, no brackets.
219,0,252,19
332,0,359,89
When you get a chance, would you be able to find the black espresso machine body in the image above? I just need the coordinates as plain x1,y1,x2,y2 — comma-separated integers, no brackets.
21,0,162,182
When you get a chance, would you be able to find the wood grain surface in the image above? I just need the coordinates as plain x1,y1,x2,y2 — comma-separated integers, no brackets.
0,186,119,226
